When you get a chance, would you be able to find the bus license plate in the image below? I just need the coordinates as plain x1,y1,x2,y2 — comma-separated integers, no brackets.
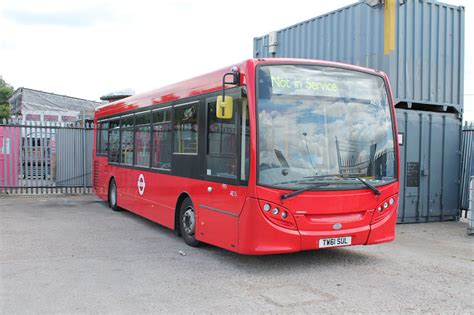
319,236,352,248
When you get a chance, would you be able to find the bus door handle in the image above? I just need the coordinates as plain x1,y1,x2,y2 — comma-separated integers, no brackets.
207,187,213,193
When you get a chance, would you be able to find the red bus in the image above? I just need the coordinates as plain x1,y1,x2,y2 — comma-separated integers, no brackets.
93,58,399,254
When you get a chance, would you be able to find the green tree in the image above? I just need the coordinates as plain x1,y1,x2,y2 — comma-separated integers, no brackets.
0,77,14,120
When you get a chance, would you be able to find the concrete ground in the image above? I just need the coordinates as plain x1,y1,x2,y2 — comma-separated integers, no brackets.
1,195,473,314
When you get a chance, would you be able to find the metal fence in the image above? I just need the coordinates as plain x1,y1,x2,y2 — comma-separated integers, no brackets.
0,119,93,194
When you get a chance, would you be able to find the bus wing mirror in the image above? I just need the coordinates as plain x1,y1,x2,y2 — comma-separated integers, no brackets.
217,66,240,120
216,95,233,119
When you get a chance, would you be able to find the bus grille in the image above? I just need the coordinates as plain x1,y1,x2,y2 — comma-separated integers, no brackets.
93,161,99,187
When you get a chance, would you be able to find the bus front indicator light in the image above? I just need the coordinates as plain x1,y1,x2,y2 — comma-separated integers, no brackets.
372,194,399,224
257,200,297,230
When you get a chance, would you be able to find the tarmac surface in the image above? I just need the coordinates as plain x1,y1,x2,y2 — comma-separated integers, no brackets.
1,195,473,313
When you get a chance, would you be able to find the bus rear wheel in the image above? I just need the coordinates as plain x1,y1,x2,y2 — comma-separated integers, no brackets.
108,179,120,211
179,198,200,247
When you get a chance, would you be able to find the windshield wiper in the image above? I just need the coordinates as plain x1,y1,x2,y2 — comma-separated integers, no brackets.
303,174,381,195
281,183,330,200
350,176,381,195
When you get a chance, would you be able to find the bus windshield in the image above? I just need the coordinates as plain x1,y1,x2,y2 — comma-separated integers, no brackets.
257,64,396,190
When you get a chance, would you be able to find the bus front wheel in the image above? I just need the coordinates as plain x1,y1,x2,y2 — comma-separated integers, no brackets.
108,179,120,212
179,198,200,247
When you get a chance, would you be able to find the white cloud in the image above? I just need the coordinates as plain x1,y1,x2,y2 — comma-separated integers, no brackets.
2,4,114,27
0,0,471,118
0,0,359,100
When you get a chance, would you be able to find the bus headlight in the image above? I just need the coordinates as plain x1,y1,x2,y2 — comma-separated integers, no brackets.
258,200,297,230
372,194,398,224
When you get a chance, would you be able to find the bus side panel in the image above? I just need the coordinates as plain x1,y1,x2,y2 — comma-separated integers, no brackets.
115,166,132,210
196,206,239,252
193,180,248,252
147,172,179,230
115,168,175,230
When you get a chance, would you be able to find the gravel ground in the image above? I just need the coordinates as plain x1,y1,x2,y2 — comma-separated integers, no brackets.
1,195,473,314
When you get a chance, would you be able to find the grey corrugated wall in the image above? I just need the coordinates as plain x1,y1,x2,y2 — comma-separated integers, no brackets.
253,0,464,223
254,0,464,111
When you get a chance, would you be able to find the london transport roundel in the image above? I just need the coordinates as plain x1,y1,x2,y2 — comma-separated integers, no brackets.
137,174,146,195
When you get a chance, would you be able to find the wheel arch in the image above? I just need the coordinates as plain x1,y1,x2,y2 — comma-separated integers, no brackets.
174,192,193,235
107,176,116,203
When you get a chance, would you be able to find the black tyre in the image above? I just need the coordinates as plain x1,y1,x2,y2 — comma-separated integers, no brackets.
108,178,120,211
179,198,200,247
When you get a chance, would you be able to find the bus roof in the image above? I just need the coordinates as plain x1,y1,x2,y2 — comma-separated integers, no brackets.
94,58,385,119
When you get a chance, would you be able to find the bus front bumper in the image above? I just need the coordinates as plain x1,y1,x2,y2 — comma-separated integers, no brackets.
237,197,397,255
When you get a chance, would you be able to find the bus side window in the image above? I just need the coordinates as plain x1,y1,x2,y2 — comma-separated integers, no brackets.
120,115,134,165
108,119,120,163
134,112,151,167
174,104,198,154
99,121,109,155
206,100,238,180
152,109,172,169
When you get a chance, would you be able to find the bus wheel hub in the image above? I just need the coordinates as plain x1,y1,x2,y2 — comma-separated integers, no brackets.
182,207,195,235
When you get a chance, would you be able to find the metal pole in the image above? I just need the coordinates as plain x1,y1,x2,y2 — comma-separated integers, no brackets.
19,123,24,194
51,122,56,194
469,176,474,235
8,124,14,194
34,120,39,194
25,122,29,193
82,112,87,193
29,122,33,193
40,120,44,194
2,125,7,192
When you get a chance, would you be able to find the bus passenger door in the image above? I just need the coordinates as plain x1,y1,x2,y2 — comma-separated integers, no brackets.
196,92,250,251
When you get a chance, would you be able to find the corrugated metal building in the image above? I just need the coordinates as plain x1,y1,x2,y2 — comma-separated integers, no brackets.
8,88,101,122
253,0,465,223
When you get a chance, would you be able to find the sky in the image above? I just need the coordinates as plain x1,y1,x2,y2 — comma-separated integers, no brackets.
0,0,472,120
